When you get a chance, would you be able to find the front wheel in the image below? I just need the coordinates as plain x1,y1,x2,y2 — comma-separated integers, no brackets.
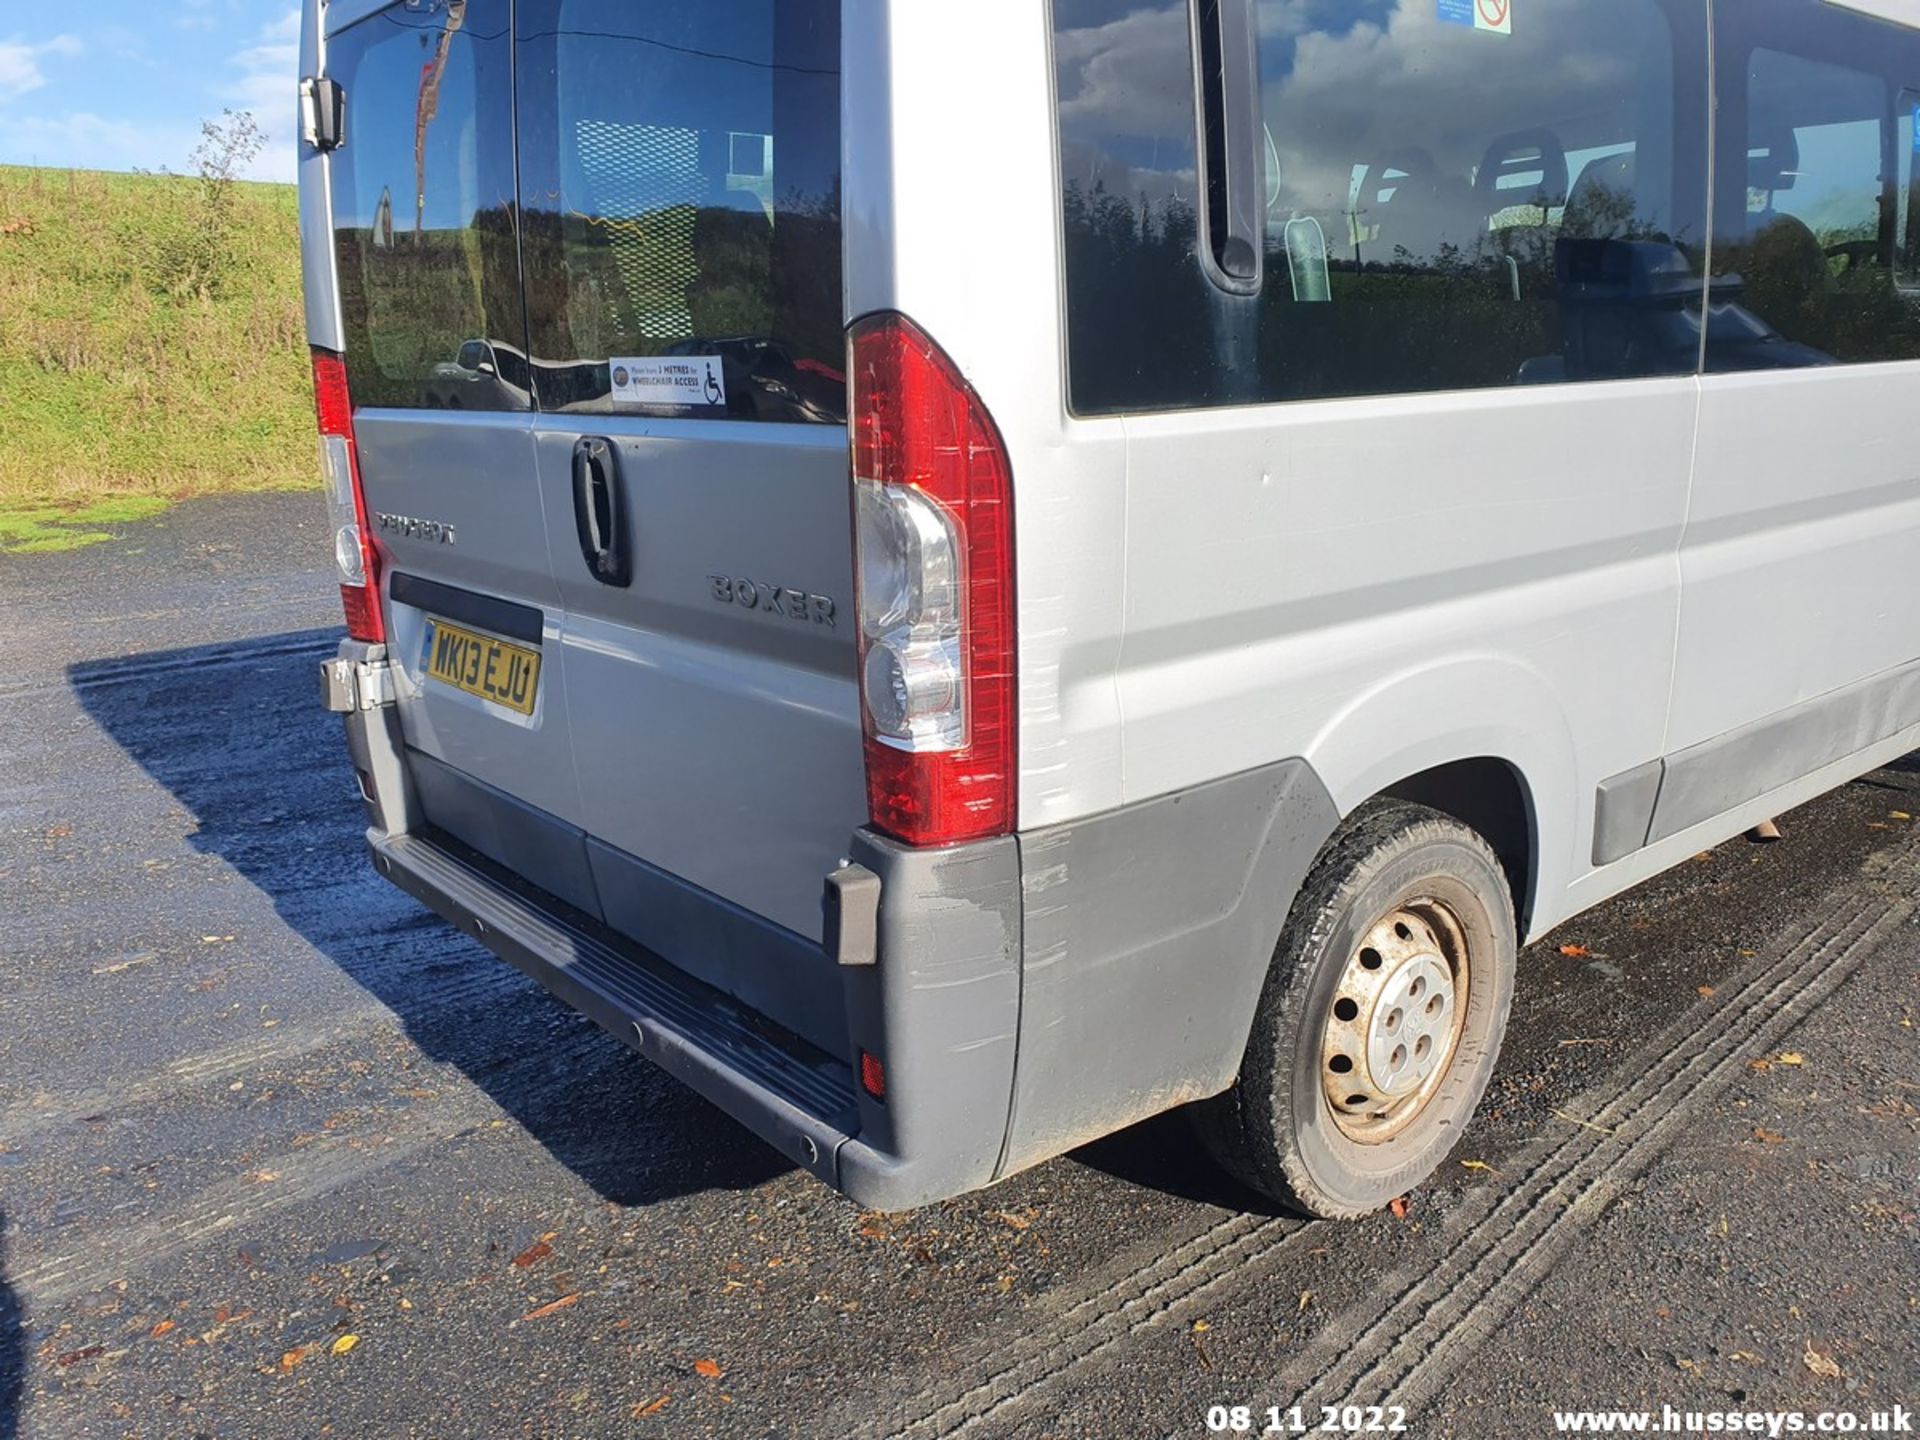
1196,801,1518,1219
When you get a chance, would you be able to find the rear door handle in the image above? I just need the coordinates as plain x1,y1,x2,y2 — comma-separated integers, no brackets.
571,437,632,588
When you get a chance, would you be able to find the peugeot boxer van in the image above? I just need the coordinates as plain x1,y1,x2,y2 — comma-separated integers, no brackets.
308,0,1920,1218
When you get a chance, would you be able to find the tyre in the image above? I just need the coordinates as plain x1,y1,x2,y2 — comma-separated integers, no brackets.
1195,800,1518,1219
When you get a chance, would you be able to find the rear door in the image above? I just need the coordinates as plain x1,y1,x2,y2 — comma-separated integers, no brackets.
325,0,596,913
512,5,864,964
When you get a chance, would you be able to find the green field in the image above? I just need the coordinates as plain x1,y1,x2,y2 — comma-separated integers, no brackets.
0,165,313,552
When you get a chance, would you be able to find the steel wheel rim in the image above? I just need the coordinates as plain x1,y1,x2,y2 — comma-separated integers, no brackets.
1320,897,1471,1144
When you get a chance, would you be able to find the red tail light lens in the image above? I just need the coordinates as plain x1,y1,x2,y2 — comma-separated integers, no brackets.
311,350,385,644
849,313,1016,847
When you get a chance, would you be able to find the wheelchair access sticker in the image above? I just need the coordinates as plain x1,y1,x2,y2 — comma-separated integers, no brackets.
610,355,728,410
1438,0,1512,34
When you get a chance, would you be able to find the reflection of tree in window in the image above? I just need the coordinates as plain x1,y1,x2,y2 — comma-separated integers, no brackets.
414,0,468,237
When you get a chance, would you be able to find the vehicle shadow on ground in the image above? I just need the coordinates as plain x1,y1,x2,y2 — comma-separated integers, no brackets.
0,1209,20,1440
1061,1107,1292,1212
71,632,790,1209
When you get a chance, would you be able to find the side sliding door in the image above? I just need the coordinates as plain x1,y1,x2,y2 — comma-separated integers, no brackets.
1057,0,1711,934
1661,0,1920,842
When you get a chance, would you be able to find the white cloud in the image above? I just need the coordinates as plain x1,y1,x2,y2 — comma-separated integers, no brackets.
0,33,83,102
221,8,301,181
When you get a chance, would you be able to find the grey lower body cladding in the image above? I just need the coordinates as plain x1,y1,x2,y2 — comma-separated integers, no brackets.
1593,654,1920,866
336,645,1339,1207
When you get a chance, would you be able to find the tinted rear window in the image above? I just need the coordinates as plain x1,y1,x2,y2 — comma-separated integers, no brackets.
516,1,845,422
328,0,527,412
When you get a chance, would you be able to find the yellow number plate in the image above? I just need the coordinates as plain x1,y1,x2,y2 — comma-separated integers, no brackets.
425,619,542,716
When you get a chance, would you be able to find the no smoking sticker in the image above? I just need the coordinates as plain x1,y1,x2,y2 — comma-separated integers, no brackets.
1438,0,1511,34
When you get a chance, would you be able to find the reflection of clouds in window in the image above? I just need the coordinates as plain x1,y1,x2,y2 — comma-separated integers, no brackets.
1056,4,1191,137
1256,0,1664,226
1055,3,1197,210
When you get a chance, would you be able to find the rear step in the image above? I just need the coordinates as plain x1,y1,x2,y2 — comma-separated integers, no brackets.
369,830,859,1186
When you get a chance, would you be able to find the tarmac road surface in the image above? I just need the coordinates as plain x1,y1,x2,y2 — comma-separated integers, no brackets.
1,493,1915,1439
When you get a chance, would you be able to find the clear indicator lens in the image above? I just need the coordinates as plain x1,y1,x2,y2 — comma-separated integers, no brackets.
318,435,355,520
855,479,967,752
862,635,964,748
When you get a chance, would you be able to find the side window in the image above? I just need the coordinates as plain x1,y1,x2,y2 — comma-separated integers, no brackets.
1053,0,1711,415
327,0,526,411
1053,1,1214,414
1709,2,1920,368
514,1,845,422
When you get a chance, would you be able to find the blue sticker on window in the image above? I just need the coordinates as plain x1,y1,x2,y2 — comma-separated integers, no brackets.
1438,0,1474,24
1912,103,1920,152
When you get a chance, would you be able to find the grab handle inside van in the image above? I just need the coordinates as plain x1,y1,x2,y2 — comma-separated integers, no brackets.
571,437,632,588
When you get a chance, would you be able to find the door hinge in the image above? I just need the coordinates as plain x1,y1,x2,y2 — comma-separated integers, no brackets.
300,77,346,153
320,657,395,713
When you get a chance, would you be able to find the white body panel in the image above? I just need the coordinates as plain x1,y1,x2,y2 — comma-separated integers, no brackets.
867,0,1920,946
1118,381,1695,937
1673,365,1920,751
843,1,1132,830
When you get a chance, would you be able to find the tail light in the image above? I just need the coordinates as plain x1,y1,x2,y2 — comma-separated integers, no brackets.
848,313,1015,846
311,350,385,644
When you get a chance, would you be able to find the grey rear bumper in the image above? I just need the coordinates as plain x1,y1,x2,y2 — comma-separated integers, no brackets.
333,645,1338,1209
368,821,1021,1211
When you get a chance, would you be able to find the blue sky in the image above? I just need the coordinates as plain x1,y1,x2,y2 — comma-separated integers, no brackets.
0,3,300,183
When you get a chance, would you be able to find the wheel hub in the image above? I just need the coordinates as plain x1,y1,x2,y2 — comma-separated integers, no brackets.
1363,952,1454,1097
1321,902,1470,1143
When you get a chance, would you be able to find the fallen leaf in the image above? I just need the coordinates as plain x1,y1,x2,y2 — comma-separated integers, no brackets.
56,1346,104,1368
1753,1127,1788,1145
280,1347,307,1372
1559,944,1591,958
1892,811,1912,821
1297,1290,1313,1314
520,1294,580,1322
329,1334,359,1356
1697,986,1717,998
149,1320,175,1339
1747,1059,1773,1073
1777,1053,1806,1067
1191,1320,1211,1333
511,1238,554,1269
995,1210,1032,1231
694,1358,723,1379
1803,1343,1843,1379
1389,1196,1411,1221
1551,1109,1619,1136
1460,1159,1501,1175
633,1396,671,1419
1729,1350,1762,1363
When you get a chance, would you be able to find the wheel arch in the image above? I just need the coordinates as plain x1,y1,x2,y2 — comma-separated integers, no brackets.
1303,656,1579,942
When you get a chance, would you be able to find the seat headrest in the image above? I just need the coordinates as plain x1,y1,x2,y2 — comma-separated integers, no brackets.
1564,151,1639,234
1476,129,1570,210
1749,126,1801,192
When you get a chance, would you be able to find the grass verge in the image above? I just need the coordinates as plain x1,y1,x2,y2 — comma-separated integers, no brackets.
0,164,312,551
